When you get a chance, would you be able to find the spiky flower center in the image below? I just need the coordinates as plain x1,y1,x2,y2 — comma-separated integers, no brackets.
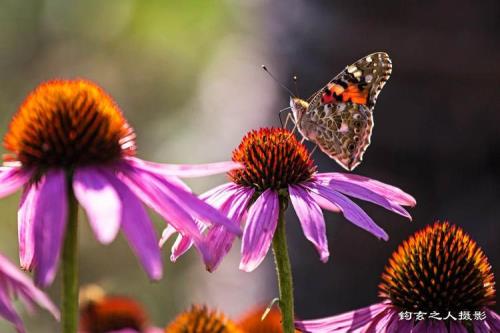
79,296,148,333
164,305,243,333
3,80,135,171
228,128,316,191
379,222,496,315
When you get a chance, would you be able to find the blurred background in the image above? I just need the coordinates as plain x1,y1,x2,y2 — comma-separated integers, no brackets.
0,0,498,331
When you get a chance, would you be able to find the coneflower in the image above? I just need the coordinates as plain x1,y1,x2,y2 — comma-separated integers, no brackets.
161,127,415,333
295,222,499,332
164,305,242,333
0,79,241,332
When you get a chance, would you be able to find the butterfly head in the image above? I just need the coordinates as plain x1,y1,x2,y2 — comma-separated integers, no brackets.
290,97,309,123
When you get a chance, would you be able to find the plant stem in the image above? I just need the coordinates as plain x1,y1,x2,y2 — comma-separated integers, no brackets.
272,198,295,333
62,173,79,333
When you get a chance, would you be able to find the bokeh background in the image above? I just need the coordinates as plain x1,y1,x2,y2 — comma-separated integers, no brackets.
0,0,498,331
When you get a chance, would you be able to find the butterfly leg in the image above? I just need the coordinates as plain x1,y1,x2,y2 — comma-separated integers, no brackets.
278,107,292,128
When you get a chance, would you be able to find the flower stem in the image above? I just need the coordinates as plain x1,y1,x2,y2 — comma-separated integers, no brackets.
62,173,79,333
272,198,295,333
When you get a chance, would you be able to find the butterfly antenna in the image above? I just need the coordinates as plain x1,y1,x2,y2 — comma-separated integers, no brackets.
262,65,296,97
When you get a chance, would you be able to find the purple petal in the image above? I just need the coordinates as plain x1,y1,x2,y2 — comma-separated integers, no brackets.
473,320,491,333
124,156,243,177
0,167,30,198
73,167,121,244
170,234,194,262
204,187,254,272
307,183,389,241
18,185,39,270
319,176,412,220
159,225,177,248
0,287,24,333
363,308,395,333
239,190,279,272
101,171,162,280
310,191,341,213
117,165,203,242
0,254,59,320
33,170,68,287
485,309,500,332
449,321,468,333
295,302,389,332
289,185,329,262
316,173,416,206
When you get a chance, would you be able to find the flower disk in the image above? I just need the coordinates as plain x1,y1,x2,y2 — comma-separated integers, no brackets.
379,222,496,314
4,80,136,170
228,128,316,191
79,296,148,333
164,305,243,333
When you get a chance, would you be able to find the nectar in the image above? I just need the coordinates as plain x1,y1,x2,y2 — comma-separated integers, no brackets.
4,79,136,170
165,305,242,333
379,222,496,315
228,128,316,191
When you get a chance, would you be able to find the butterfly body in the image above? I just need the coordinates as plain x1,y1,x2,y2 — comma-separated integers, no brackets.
290,52,392,171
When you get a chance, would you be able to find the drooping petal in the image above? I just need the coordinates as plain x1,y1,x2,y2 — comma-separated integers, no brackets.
316,173,416,206
0,254,59,321
170,234,194,262
0,287,24,333
318,176,412,220
294,302,390,332
362,308,395,333
204,187,254,272
473,319,491,333
73,167,122,244
102,171,162,280
18,185,39,270
485,309,500,333
124,156,243,178
307,183,389,241
289,185,329,262
449,321,468,333
310,191,341,213
159,225,177,248
239,189,279,272
0,167,31,199
33,170,68,287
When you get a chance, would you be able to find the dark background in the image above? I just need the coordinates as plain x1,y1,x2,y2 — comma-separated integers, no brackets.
268,0,500,318
0,0,498,331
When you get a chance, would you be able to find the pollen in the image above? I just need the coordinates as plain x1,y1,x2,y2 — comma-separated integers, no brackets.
164,305,243,333
228,128,316,191
3,79,136,170
379,222,496,315
79,296,148,333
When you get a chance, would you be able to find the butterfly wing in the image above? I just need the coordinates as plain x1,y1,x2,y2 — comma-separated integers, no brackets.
302,52,392,170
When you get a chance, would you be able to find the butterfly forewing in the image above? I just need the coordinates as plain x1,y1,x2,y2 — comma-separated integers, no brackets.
299,52,392,170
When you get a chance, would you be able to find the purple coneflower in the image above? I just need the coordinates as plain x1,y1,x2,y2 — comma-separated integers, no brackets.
0,253,59,333
295,222,499,333
0,79,240,286
162,127,415,272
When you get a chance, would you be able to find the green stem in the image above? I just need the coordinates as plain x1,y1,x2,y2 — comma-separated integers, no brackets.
272,198,295,333
62,173,79,333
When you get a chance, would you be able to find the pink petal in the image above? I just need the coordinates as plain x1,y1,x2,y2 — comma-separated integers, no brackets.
170,234,194,262
204,187,254,272
124,156,243,178
18,185,39,270
363,308,395,333
159,225,177,248
316,173,416,206
310,191,341,213
289,185,329,262
295,302,389,332
239,189,279,272
102,171,162,280
33,170,68,287
307,183,389,241
318,176,412,220
73,167,121,244
0,167,30,198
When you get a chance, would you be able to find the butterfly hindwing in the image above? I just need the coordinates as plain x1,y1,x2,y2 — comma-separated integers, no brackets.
301,52,392,170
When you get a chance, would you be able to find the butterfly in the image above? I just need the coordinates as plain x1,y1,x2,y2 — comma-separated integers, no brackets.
290,52,392,171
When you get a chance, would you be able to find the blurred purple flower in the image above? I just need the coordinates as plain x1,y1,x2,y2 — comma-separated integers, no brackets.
0,79,241,287
161,128,415,272
295,222,499,333
0,253,59,333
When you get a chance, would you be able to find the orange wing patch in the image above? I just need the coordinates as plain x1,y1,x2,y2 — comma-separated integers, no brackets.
320,83,368,105
341,84,368,104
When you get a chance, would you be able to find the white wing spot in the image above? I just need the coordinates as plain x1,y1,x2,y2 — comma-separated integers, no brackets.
347,65,358,73
353,70,362,78
366,55,373,63
365,74,373,83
